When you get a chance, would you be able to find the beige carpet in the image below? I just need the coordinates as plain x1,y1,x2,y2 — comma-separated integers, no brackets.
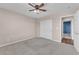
0,37,78,55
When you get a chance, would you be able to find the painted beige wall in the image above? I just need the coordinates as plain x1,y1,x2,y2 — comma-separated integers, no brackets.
0,9,36,46
35,20,40,37
74,10,79,52
52,16,61,42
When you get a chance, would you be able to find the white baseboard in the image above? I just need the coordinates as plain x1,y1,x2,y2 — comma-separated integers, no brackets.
0,37,35,48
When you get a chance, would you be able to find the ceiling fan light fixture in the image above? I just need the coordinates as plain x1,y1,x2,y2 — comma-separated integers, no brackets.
34,9,40,14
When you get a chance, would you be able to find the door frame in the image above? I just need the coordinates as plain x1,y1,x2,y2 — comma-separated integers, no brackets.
60,15,74,43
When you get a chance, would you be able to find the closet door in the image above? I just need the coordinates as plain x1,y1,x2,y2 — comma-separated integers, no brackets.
40,20,52,40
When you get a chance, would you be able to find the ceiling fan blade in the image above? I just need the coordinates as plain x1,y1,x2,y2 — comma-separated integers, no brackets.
39,3,44,8
39,9,46,12
29,9,35,11
28,3,35,8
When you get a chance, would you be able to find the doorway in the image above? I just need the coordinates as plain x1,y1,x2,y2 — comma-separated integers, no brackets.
61,17,73,45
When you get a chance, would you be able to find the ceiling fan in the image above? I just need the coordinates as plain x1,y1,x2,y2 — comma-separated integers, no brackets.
28,3,47,14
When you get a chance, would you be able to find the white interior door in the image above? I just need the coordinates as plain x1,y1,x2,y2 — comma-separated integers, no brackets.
40,20,52,40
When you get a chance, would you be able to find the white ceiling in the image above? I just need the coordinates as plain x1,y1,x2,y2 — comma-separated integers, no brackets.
0,3,79,19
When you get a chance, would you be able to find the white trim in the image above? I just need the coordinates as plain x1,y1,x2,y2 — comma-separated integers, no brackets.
60,14,73,18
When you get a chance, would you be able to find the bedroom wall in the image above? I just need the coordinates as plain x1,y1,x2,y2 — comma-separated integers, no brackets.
52,16,61,42
35,20,40,37
0,9,36,46
74,10,79,52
